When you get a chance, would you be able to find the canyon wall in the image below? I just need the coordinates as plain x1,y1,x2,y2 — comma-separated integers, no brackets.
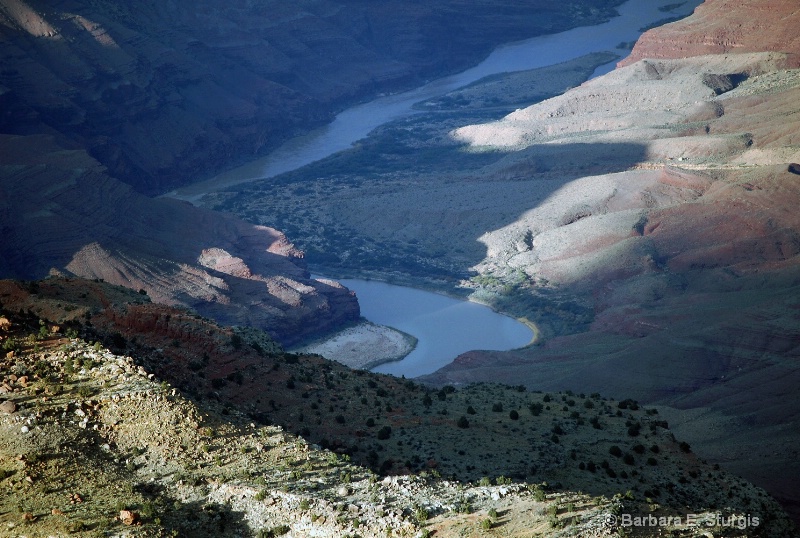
0,0,623,194
0,133,359,345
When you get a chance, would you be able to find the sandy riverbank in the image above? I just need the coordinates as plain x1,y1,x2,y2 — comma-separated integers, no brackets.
292,320,417,370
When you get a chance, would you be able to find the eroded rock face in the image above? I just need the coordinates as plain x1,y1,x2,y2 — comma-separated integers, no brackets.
0,134,358,345
0,0,624,194
619,0,800,68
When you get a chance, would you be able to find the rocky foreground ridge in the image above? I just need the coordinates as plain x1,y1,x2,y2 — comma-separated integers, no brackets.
0,0,625,194
0,277,796,537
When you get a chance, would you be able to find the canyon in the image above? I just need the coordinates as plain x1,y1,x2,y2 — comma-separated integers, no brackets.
1,0,800,534
213,0,800,523
0,0,628,347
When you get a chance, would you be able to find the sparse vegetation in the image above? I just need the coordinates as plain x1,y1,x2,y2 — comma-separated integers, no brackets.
0,286,793,538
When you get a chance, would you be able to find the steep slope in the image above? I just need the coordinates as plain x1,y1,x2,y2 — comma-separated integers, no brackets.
0,134,358,345
0,0,625,194
0,277,795,537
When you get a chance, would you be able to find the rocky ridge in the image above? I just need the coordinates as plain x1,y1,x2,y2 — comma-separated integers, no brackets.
0,278,796,537
0,137,359,346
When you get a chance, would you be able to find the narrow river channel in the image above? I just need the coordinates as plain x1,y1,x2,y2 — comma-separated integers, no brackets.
168,0,701,202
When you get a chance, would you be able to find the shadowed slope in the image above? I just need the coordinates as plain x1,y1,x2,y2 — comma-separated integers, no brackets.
0,134,358,345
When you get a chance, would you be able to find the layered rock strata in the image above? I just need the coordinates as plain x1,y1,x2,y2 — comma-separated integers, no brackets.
0,134,358,345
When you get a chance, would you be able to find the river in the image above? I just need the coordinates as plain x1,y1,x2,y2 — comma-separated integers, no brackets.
167,0,702,202
172,0,702,377
338,279,534,378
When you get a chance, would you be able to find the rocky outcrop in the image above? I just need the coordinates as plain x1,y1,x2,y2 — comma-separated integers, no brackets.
619,0,800,68
0,134,358,344
0,0,625,194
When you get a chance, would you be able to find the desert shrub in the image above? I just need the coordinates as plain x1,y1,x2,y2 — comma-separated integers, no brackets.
609,445,622,457
456,416,469,428
509,410,519,420
230,334,242,349
376,426,392,440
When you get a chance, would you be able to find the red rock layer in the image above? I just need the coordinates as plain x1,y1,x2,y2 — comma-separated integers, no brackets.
620,0,800,67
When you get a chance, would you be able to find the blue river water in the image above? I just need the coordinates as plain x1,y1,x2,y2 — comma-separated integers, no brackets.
338,278,534,378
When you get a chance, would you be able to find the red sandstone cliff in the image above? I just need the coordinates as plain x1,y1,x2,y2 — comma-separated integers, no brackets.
620,0,800,68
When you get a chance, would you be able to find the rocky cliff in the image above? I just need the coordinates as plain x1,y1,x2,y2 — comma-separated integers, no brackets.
0,0,624,194
619,0,800,68
0,134,359,345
